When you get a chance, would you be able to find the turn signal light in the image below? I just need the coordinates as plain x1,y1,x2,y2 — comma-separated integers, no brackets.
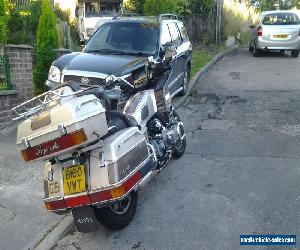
21,129,87,162
110,186,126,199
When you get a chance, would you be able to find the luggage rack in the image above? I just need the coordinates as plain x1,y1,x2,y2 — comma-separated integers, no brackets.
11,88,84,121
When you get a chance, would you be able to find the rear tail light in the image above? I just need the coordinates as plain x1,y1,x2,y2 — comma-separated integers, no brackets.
21,129,87,162
257,27,263,36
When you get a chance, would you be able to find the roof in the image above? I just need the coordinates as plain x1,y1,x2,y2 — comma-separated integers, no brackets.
261,10,298,15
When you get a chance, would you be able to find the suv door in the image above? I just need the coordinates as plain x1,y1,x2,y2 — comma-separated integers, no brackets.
177,22,191,74
167,22,184,94
160,23,178,96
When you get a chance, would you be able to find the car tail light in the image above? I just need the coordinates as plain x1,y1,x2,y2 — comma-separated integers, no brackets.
21,129,87,162
257,27,263,36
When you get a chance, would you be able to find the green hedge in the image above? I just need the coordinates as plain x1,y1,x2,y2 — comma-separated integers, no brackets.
0,0,9,46
34,0,58,94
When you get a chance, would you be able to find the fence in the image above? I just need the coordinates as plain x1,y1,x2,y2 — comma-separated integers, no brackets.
0,53,11,90
9,0,32,10
183,13,217,44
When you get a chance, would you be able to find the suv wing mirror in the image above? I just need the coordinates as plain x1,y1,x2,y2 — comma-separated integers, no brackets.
162,42,176,63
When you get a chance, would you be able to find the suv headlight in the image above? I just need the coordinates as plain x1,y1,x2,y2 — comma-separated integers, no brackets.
48,66,61,83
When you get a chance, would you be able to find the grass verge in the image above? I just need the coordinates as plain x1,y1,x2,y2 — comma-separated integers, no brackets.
191,44,226,78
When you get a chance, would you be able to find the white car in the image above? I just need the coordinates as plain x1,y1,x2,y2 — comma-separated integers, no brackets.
249,10,300,57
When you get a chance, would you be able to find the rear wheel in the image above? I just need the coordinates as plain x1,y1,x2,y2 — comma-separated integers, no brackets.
291,50,299,58
95,192,138,230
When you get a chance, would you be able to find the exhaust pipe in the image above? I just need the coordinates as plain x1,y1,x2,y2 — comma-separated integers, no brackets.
138,170,156,189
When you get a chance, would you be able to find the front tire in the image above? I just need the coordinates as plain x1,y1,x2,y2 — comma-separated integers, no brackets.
95,192,138,230
172,111,186,158
291,50,299,58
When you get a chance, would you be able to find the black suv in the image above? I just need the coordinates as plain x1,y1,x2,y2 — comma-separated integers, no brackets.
47,14,192,97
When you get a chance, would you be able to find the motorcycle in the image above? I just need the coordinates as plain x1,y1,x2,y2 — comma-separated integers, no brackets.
12,71,186,232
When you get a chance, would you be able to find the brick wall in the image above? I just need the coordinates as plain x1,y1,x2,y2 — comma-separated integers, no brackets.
0,45,34,128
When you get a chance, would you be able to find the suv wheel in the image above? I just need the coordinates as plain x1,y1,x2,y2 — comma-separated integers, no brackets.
179,66,190,96
291,50,299,58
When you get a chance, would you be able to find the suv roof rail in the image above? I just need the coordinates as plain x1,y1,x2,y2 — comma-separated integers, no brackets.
158,13,178,21
112,13,139,19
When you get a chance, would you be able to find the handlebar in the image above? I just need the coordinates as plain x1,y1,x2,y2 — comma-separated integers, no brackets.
105,74,135,89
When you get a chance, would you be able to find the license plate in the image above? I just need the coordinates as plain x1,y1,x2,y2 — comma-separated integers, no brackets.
63,165,86,195
273,34,288,38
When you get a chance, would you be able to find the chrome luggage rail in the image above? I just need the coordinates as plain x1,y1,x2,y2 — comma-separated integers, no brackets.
11,88,84,121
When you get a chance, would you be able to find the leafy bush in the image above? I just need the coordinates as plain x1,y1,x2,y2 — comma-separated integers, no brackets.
223,0,259,45
0,0,9,46
54,3,80,51
7,1,41,45
124,0,145,14
34,0,58,94
143,0,175,16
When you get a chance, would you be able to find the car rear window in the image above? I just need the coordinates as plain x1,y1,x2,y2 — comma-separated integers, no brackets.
262,13,300,25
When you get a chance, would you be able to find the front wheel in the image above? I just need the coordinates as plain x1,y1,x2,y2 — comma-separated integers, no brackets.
95,192,138,230
172,111,186,158
291,50,299,58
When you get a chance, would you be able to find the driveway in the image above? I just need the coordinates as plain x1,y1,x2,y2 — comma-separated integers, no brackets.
54,49,300,250
1,48,299,250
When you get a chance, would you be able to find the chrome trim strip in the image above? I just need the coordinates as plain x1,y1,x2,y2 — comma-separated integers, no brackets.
171,87,183,98
62,70,109,83
168,72,184,89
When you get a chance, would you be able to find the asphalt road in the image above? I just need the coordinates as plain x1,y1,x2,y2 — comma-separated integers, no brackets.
1,48,299,250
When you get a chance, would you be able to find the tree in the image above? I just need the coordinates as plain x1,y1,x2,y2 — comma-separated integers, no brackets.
249,0,300,11
189,0,215,14
0,0,9,46
124,0,145,14
34,0,58,94
144,0,176,16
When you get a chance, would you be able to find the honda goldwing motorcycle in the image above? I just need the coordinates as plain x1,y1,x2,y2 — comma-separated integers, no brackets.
12,68,186,232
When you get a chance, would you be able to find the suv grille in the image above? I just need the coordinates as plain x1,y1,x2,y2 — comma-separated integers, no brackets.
63,75,106,86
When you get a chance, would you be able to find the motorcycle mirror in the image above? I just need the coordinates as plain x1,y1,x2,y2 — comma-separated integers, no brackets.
105,75,115,84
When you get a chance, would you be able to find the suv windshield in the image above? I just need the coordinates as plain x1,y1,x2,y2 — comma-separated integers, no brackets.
85,22,159,56
262,13,300,25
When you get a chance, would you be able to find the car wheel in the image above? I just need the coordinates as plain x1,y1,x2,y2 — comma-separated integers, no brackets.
291,50,299,58
253,44,261,57
179,66,190,96
94,192,138,230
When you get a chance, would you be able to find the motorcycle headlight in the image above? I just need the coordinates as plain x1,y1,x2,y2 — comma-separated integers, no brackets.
48,66,61,83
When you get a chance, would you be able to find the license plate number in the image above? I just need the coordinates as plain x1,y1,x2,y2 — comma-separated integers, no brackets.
63,165,86,195
273,34,288,38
